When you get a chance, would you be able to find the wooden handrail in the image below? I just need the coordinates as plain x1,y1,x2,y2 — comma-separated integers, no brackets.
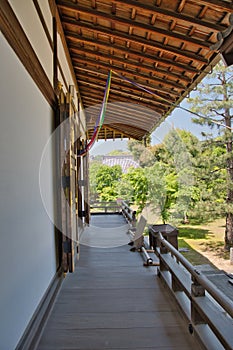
121,200,136,227
159,232,233,317
149,228,233,350
90,201,121,214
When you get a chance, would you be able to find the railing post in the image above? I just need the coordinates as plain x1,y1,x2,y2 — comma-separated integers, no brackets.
191,276,205,325
158,239,168,273
160,239,168,254
132,210,137,228
172,274,183,292
149,229,153,249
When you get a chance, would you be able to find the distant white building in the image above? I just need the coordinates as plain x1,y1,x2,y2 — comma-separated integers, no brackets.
102,155,139,173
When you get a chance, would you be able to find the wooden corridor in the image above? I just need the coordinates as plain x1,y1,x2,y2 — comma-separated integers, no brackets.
36,215,203,350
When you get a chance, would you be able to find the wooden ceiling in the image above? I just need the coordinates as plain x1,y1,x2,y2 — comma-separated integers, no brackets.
56,0,233,140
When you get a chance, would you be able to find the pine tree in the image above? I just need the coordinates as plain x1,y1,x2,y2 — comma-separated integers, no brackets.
188,61,233,250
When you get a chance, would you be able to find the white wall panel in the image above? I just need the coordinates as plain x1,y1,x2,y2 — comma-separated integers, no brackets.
9,0,53,83
0,35,57,350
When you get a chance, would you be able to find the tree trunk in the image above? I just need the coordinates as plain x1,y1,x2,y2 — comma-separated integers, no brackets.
224,113,233,250
225,213,233,250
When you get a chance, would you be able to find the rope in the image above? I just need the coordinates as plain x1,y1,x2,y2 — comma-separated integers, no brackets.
111,70,233,131
79,71,112,156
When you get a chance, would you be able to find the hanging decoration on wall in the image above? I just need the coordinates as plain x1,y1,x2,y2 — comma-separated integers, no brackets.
79,70,112,156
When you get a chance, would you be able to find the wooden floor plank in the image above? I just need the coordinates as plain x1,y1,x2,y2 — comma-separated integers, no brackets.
36,215,203,350
44,311,185,330
37,327,199,350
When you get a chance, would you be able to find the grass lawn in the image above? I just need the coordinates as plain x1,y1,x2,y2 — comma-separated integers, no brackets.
142,207,231,270
177,218,230,268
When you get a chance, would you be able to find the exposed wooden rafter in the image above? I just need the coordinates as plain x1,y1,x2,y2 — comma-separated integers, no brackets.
66,32,199,73
55,0,233,140
62,18,209,63
69,44,191,83
71,54,187,90
101,0,229,31
57,1,214,48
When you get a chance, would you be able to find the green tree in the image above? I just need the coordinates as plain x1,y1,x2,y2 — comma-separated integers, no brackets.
127,139,154,167
95,164,122,201
99,186,119,202
161,129,200,223
147,163,177,223
89,160,102,201
188,61,233,249
117,173,135,202
119,167,148,214
150,143,166,162
108,149,131,156
190,137,226,221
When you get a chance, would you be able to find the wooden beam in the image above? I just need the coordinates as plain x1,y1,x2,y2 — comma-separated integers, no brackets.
95,124,134,139
111,0,227,31
57,1,212,49
85,101,163,123
194,0,233,12
87,115,161,131
0,0,56,109
62,18,208,63
82,94,166,115
83,96,166,116
89,101,162,117
110,123,151,139
88,121,148,137
79,83,169,110
33,0,69,91
53,16,58,92
75,69,179,98
72,55,186,90
66,31,199,73
69,44,191,83
78,78,172,106
85,104,161,122
91,127,141,140
48,0,84,107
83,94,173,117
75,66,180,98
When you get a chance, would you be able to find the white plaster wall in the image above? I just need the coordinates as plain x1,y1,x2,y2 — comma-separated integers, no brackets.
9,0,53,83
9,0,81,117
38,0,53,38
79,104,87,136
57,34,72,86
0,35,57,350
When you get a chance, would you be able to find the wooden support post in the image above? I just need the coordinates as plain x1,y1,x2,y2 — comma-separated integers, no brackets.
172,273,183,292
191,277,205,325
73,110,79,247
83,152,90,225
148,231,153,250
160,241,168,254
59,91,69,273
53,16,58,93
77,138,83,230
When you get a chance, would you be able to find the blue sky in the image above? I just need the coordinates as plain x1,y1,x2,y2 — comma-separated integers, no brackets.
151,101,215,144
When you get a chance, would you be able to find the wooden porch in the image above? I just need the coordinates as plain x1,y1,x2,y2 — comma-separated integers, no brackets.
36,215,202,350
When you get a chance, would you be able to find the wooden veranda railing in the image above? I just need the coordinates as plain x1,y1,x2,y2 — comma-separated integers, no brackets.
149,227,233,350
121,200,136,227
90,200,121,214
90,200,137,225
